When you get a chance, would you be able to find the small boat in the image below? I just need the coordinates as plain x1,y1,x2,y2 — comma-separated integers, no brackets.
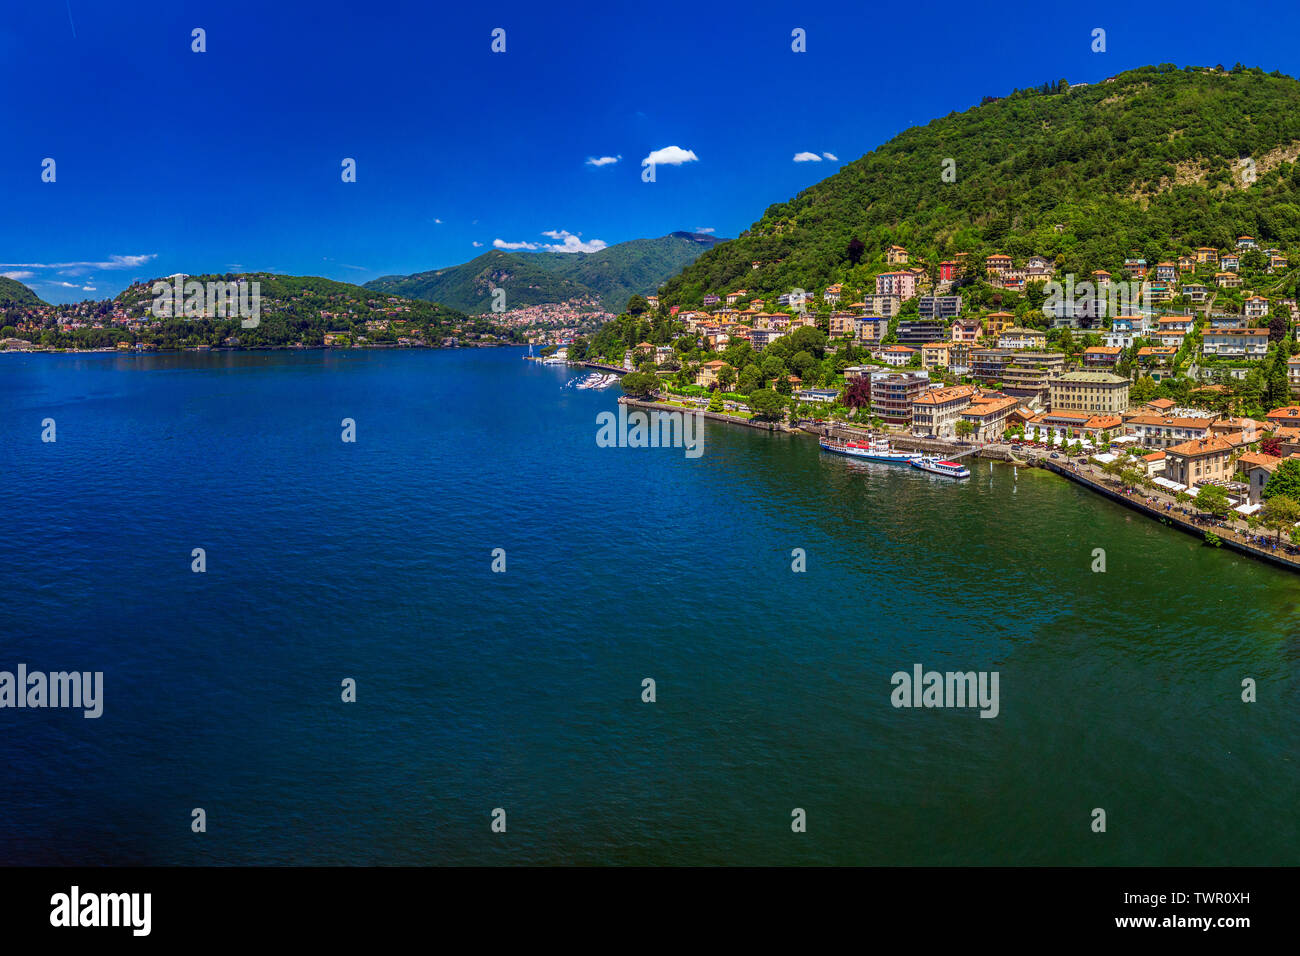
819,436,922,463
911,456,971,478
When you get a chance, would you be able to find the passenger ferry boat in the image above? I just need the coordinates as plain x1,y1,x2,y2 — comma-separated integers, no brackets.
910,455,971,478
818,436,923,464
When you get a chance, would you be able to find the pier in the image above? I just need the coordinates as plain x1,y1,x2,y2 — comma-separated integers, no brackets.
579,361,628,375
800,421,975,457
619,396,789,431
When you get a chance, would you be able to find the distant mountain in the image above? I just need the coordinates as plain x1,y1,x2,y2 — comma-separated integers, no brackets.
112,271,463,322
365,231,726,312
0,277,47,310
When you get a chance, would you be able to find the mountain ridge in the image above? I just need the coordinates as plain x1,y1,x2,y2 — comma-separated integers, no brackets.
659,64,1300,305
365,231,726,312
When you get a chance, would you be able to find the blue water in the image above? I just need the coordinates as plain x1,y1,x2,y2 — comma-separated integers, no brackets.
1,347,1297,865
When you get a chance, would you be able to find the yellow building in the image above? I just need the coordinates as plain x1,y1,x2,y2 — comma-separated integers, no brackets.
1049,371,1130,415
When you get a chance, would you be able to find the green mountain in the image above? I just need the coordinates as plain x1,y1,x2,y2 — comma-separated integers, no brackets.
365,231,725,312
91,271,492,350
661,64,1300,304
113,271,464,319
0,277,47,310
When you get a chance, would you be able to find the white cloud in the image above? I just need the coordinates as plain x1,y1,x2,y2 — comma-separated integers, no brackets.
586,155,621,167
495,230,607,254
793,152,822,162
0,253,157,276
695,227,715,234
434,218,442,224
641,146,698,167
471,241,483,247
541,230,606,253
2,271,34,280
81,285,97,291
823,152,838,161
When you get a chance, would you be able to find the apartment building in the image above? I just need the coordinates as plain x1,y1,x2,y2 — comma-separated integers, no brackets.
910,384,976,438
1164,435,1237,488
871,372,931,424
1201,328,1269,359
1049,371,1130,414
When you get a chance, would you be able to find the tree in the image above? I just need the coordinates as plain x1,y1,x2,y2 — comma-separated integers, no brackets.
843,379,872,409
955,420,975,441
619,371,659,398
1260,495,1300,542
718,365,737,393
760,354,787,383
626,295,649,316
747,388,787,420
1194,483,1231,518
1130,375,1158,404
707,389,724,413
1268,312,1290,344
1262,457,1300,500
738,364,762,395
1265,348,1292,410
790,350,817,379
846,237,866,265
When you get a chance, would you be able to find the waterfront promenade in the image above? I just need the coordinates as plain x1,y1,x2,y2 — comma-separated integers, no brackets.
1042,457,1300,573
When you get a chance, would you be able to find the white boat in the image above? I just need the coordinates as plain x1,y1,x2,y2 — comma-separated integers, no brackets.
911,456,971,478
819,436,922,463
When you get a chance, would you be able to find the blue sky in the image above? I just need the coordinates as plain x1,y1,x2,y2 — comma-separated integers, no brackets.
3,0,1299,303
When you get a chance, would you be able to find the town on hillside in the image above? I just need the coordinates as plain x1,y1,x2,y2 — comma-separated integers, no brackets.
0,275,515,351
562,239,1300,537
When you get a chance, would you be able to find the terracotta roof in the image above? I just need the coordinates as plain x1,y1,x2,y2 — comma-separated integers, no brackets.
963,395,1019,418
1085,415,1123,429
1166,435,1235,457
1237,452,1283,472
912,385,976,405
1125,414,1213,429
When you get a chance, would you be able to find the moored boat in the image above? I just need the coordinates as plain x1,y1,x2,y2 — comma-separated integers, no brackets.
819,436,923,463
911,455,970,478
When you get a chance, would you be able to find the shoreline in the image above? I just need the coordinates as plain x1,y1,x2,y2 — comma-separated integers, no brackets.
0,342,516,356
633,389,1300,575
1042,459,1300,573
